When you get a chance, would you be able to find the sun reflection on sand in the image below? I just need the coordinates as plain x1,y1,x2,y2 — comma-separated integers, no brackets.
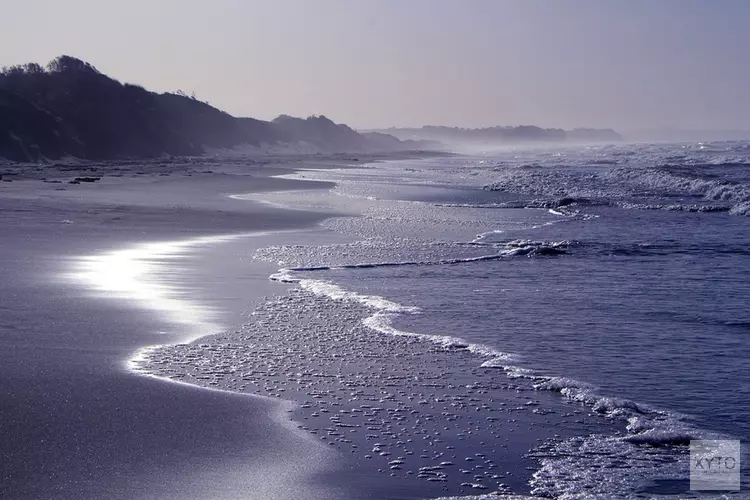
68,234,250,371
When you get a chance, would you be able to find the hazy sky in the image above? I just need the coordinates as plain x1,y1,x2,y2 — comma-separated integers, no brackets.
3,0,749,131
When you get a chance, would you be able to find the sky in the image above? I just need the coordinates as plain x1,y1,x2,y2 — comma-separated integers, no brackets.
3,0,750,131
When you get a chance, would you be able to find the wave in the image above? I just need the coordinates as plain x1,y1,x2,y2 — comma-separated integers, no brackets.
730,201,750,216
273,261,716,441
261,223,750,497
483,162,750,217
270,263,730,499
433,201,529,209
272,240,569,275
506,366,730,498
615,201,732,213
270,269,416,313
270,269,516,365
529,375,714,441
435,197,601,212
434,495,541,500
471,229,504,243
606,166,750,203
529,433,688,499
267,235,750,277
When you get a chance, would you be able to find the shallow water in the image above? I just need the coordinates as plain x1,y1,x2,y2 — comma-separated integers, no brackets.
237,142,750,497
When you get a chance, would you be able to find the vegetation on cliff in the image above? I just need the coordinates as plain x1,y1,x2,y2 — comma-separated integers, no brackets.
0,56,410,162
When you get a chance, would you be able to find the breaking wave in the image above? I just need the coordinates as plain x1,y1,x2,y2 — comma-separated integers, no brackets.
483,162,750,217
277,240,568,273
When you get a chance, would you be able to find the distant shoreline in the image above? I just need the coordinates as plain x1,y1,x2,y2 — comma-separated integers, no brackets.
367,125,623,145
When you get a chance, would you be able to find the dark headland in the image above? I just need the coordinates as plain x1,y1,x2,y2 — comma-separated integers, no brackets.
0,55,622,163
0,55,433,162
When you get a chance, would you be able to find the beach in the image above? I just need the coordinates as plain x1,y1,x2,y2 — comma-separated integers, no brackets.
5,3,750,498
0,153,573,500
0,157,351,500
2,145,749,499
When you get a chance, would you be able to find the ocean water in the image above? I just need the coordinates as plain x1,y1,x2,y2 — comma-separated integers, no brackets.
243,142,750,498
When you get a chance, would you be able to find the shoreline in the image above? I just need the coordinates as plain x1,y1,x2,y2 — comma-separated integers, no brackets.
131,155,731,498
124,161,620,498
4,150,732,498
61,153,560,498
0,154,378,500
68,231,294,373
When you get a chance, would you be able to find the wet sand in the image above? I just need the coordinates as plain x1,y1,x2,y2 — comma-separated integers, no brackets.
0,157,353,500
138,287,613,499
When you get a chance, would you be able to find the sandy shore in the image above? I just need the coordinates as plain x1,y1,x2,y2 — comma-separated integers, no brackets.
0,154,375,500
138,286,613,499
1,150,600,499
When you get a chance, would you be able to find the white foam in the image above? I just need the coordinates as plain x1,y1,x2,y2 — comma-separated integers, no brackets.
272,240,570,275
266,237,735,498
530,434,683,499
471,229,504,244
272,268,516,370
730,200,750,216
533,376,596,395
301,280,417,313
484,158,750,217
434,495,541,500
266,239,570,391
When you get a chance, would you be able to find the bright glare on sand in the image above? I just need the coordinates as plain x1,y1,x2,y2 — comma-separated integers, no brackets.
69,235,244,343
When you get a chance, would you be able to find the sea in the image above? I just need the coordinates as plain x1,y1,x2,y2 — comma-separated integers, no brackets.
73,141,750,499
232,142,750,498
